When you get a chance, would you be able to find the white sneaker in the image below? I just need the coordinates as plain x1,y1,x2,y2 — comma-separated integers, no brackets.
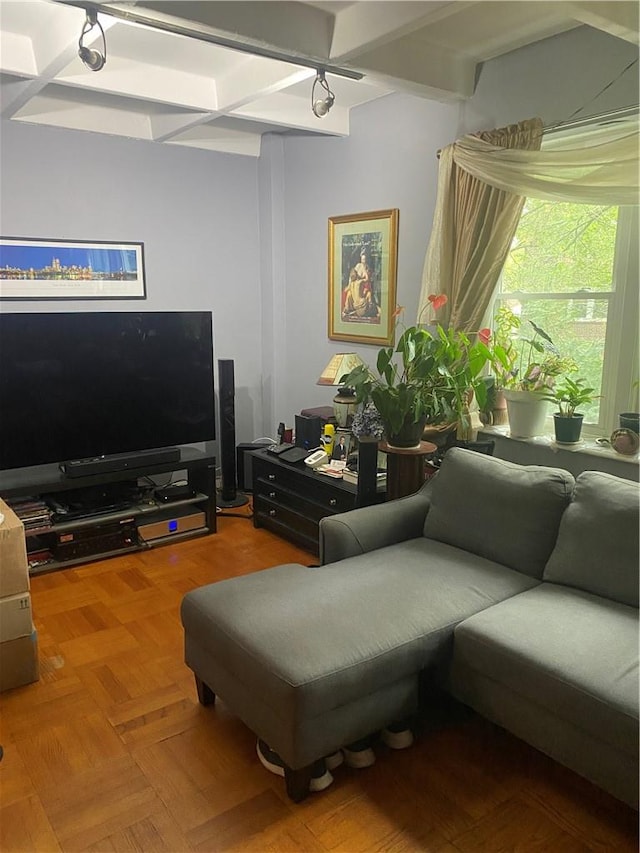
381,725,414,750
256,739,334,792
325,750,344,770
342,738,376,768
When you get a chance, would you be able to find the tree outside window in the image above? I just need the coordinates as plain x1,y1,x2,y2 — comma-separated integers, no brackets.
494,198,637,434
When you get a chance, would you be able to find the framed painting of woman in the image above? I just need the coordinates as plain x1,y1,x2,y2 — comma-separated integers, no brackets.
328,209,399,346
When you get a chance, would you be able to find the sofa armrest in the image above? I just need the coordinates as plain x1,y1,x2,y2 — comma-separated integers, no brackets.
319,480,433,564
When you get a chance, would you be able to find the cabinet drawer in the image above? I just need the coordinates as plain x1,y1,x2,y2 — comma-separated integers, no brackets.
253,509,319,554
254,495,320,541
255,476,352,519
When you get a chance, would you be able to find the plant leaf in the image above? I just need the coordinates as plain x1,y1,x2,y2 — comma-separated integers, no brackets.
529,320,554,345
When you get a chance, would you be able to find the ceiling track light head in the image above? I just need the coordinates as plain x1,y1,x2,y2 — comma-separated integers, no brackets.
79,8,107,71
312,69,335,118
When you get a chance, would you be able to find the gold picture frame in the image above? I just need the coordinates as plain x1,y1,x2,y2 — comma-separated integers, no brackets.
328,208,399,345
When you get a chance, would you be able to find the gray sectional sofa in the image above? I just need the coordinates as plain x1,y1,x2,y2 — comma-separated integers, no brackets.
181,448,639,805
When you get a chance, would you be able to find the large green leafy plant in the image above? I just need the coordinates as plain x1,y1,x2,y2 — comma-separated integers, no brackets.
541,376,597,417
491,306,576,392
340,296,493,437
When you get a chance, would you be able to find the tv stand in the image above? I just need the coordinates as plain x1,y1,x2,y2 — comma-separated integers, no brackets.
0,447,216,574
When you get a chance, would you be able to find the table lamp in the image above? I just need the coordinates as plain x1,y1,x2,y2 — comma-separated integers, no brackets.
317,353,364,428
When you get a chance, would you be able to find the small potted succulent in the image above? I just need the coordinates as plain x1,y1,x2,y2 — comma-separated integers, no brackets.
542,376,597,444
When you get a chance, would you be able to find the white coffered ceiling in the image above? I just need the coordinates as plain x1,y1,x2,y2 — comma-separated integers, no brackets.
0,0,637,156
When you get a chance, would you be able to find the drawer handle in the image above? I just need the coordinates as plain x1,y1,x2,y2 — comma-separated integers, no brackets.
269,491,276,498
269,509,277,517
329,498,337,507
267,474,276,481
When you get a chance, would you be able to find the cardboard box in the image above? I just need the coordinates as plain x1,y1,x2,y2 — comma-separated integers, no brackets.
0,629,39,692
0,591,32,643
0,499,30,598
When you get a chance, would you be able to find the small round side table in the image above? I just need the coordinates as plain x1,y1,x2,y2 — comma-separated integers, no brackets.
379,440,437,501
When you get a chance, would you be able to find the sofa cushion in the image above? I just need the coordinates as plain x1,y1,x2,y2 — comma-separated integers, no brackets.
423,448,575,579
544,471,640,608
451,583,639,757
181,538,538,724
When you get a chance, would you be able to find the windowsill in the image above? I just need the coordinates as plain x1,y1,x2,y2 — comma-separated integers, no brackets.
480,425,639,465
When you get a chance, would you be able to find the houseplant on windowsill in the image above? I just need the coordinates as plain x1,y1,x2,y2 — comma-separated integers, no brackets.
340,295,493,448
490,307,577,438
541,376,597,444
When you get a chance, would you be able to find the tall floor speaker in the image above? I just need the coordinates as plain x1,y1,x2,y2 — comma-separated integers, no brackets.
217,359,248,508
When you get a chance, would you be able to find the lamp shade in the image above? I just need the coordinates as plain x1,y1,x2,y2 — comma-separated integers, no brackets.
317,353,364,386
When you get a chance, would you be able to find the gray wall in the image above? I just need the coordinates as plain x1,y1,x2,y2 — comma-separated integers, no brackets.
462,25,639,132
274,25,639,430
0,121,265,444
1,24,637,462
275,93,460,427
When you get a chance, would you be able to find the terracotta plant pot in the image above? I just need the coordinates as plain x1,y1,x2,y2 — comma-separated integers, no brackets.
492,389,509,426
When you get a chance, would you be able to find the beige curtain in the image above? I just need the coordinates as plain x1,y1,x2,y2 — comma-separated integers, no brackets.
419,118,543,332
453,120,639,205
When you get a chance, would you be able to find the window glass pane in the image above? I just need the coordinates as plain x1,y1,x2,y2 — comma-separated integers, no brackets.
502,201,618,295
496,198,621,430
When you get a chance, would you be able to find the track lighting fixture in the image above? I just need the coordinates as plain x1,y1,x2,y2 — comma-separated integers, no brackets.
78,9,107,71
311,69,335,118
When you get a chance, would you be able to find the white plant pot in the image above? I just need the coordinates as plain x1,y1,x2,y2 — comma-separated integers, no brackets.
503,390,548,438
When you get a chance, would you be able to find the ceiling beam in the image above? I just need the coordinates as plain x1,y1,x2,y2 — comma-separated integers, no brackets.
329,0,467,60
53,0,364,78
567,1,639,45
351,34,477,101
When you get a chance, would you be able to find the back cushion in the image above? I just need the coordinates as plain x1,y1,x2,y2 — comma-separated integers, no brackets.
544,471,640,607
424,448,575,579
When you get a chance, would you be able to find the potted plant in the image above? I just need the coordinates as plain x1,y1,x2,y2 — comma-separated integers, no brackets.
490,307,577,438
487,306,518,425
619,380,640,434
340,296,493,448
541,376,597,444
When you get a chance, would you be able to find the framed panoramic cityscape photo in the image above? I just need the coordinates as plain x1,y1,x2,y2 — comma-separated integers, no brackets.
328,208,399,346
0,237,146,300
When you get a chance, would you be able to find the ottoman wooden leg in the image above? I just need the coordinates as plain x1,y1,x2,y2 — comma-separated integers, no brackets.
284,764,313,803
195,675,216,706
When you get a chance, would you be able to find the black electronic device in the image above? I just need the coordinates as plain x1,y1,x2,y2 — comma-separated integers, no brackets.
0,311,215,473
217,359,248,508
61,447,180,479
154,483,197,503
267,442,295,456
52,517,138,561
295,414,322,451
279,447,310,464
45,481,141,522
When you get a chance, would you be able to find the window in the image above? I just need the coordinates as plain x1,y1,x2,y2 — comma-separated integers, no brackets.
493,196,638,436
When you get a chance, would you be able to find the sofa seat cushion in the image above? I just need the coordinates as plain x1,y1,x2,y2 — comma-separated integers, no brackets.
544,471,640,607
452,583,639,756
424,448,575,580
181,540,538,725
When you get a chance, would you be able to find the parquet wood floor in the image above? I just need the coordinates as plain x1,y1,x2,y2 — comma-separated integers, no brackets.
1,505,637,852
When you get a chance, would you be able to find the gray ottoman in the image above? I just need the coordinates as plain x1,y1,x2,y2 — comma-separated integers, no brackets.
180,561,420,801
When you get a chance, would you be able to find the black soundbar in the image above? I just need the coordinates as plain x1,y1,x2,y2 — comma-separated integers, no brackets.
60,447,181,478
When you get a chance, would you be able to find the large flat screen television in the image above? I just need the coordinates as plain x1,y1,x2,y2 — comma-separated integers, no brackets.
0,311,215,472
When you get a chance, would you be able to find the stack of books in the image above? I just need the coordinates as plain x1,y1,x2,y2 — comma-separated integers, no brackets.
342,468,387,486
315,461,346,479
7,497,52,535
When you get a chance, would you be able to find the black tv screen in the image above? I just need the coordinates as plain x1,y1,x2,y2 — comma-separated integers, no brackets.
0,311,215,471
